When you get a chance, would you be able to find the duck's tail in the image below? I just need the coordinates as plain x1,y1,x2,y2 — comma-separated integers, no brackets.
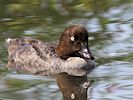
5,38,18,56
5,38,13,44
5,37,36,56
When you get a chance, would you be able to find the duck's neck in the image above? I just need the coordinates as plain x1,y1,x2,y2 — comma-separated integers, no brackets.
55,43,69,59
56,43,79,60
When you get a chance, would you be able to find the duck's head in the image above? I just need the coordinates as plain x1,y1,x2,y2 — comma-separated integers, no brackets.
56,25,94,60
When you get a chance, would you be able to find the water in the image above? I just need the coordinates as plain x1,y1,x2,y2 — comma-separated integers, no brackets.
0,0,133,100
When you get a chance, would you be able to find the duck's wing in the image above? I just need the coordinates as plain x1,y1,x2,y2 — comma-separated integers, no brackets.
6,38,61,76
30,40,58,60
6,37,58,60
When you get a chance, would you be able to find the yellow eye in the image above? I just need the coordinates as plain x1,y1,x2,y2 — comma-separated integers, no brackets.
70,36,75,41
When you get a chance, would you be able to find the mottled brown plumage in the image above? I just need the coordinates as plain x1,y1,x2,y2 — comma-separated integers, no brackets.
6,25,96,76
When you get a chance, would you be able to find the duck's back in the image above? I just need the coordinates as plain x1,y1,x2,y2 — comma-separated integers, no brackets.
6,38,59,74
6,38,57,56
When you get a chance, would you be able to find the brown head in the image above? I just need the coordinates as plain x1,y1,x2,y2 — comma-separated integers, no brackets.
56,25,94,60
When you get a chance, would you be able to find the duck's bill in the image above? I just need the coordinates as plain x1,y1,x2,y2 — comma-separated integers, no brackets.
79,47,94,60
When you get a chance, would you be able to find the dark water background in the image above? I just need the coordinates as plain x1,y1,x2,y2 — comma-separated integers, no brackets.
0,0,133,100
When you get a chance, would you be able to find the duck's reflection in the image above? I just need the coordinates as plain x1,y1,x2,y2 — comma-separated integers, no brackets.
56,73,93,100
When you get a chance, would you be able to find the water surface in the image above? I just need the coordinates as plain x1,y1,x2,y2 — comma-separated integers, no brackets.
0,0,133,100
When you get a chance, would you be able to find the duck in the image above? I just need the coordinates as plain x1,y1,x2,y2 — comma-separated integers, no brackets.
5,25,96,76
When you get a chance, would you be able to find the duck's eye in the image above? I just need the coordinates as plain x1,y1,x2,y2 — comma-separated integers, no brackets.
70,36,75,41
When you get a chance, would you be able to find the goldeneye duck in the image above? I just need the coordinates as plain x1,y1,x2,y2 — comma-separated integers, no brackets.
6,25,96,76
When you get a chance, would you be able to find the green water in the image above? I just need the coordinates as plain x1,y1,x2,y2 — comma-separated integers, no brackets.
0,0,133,100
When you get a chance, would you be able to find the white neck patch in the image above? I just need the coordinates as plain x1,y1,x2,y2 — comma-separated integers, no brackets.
70,36,75,41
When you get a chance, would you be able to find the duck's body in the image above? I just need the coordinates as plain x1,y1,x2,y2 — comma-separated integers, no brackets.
6,25,96,76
